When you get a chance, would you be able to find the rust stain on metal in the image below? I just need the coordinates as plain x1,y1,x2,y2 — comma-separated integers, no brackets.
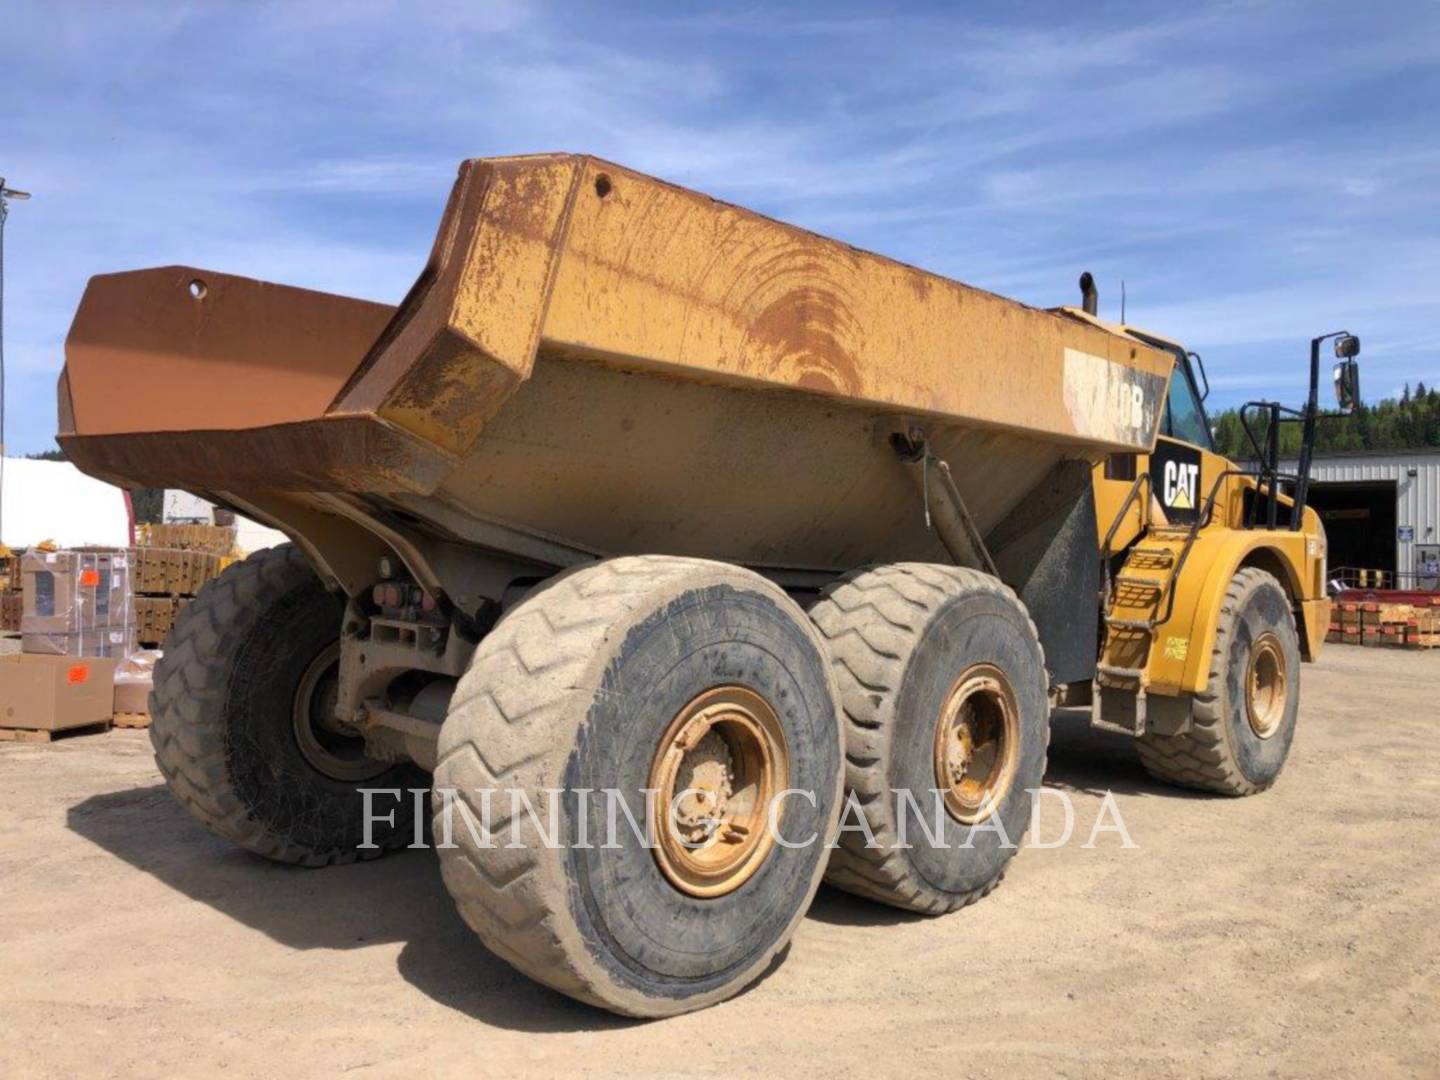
57,152,1178,573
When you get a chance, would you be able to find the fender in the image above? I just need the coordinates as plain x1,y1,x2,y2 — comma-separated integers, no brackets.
1148,525,1323,696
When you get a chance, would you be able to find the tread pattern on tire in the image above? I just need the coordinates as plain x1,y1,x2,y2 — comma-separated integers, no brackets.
1135,566,1292,796
809,562,1047,914
149,544,408,867
432,554,835,1016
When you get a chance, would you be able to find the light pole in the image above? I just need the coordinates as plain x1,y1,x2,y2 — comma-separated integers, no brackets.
0,177,32,548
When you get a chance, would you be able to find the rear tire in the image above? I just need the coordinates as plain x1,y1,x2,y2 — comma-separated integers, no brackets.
810,564,1049,914
149,544,423,865
1137,567,1300,795
431,556,843,1017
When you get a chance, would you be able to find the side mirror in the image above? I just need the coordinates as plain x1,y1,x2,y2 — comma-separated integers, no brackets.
1334,334,1360,359
1333,359,1361,413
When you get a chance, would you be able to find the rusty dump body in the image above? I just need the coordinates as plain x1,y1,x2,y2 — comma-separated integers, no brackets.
59,153,1173,615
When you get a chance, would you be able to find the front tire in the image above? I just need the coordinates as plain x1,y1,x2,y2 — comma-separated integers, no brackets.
149,544,423,865
431,556,843,1017
1137,567,1300,795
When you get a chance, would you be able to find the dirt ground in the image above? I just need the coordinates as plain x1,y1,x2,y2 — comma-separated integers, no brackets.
2,644,1437,1079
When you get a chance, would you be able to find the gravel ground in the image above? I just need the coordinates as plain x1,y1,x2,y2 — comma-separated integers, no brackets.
1,643,1437,1078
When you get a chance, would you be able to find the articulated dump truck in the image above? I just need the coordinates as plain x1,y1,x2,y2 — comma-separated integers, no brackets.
58,155,1358,1017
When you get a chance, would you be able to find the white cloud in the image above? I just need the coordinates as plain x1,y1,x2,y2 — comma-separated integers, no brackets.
2,0,1438,452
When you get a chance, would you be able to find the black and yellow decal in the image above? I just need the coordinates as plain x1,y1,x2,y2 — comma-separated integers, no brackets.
1151,438,1203,526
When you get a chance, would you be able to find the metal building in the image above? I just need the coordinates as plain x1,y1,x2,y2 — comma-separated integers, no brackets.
1277,447,1440,589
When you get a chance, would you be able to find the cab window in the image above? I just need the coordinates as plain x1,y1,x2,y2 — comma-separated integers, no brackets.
1163,359,1212,448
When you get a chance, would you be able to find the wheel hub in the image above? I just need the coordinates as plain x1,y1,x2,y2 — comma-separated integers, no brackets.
291,643,389,782
1245,633,1287,739
648,686,788,899
933,665,1021,825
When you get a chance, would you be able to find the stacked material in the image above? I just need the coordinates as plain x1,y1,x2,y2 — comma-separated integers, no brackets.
137,522,236,556
131,537,227,648
0,594,19,632
112,649,159,729
1328,596,1440,649
0,549,20,631
0,653,118,742
4,548,136,740
19,549,135,658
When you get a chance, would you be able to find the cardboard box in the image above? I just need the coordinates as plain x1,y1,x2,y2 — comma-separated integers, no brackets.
112,649,158,715
0,654,119,733
20,549,134,654
21,625,136,658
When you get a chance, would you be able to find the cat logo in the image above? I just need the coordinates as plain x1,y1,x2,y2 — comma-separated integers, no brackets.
1150,439,1203,525
1164,460,1198,510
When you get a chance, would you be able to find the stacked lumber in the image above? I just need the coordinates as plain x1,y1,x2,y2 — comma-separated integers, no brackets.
1328,596,1440,649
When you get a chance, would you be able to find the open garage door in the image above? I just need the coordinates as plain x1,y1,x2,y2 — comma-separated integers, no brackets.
1308,480,1397,578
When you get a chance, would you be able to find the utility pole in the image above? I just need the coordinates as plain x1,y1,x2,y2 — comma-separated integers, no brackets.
0,177,33,548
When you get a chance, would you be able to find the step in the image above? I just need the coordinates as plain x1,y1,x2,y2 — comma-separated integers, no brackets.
1097,663,1147,680
1105,616,1154,631
1091,683,1147,737
1114,574,1164,590
1130,546,1176,565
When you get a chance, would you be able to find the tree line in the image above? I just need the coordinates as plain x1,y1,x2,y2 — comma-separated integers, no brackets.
1211,383,1440,460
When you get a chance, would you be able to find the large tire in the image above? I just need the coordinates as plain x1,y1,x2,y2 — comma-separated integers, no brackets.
1137,567,1300,795
431,556,843,1018
149,544,423,865
809,564,1049,914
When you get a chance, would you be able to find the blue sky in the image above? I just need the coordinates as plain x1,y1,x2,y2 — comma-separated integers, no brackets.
2,1,1438,455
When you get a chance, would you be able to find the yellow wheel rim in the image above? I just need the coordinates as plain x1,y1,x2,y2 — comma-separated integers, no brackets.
648,686,789,899
932,664,1021,825
1245,633,1287,739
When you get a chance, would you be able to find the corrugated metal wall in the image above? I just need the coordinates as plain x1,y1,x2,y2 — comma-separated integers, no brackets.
1278,450,1440,577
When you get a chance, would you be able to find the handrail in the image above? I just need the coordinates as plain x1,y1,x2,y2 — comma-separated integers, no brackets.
1105,464,1307,646
1098,470,1152,619
1156,466,1292,626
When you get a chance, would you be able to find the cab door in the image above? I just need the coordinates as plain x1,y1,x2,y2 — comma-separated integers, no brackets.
1094,351,1214,548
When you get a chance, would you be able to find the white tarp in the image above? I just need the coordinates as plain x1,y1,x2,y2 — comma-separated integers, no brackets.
0,457,131,549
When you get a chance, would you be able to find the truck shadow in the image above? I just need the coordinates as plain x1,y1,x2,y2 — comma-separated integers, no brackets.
64,714,1193,1027
1042,707,1212,800
64,782,791,1031
64,784,642,1032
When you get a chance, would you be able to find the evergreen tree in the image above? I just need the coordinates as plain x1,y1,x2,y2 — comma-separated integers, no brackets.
1210,386,1440,459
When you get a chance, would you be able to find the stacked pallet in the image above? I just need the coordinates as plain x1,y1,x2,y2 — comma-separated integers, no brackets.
129,523,234,649
19,548,135,657
0,593,20,633
131,544,226,648
138,522,236,556
1328,598,1440,649
0,549,21,632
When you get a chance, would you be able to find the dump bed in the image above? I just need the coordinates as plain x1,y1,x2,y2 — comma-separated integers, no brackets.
58,154,1173,576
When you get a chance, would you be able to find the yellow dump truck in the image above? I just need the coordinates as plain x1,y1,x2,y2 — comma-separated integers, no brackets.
58,155,1358,1017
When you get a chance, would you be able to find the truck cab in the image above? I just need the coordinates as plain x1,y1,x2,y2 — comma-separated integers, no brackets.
1066,305,1351,754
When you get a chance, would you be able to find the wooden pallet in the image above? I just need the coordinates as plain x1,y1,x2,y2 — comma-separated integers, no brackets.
112,711,151,729
0,719,112,743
